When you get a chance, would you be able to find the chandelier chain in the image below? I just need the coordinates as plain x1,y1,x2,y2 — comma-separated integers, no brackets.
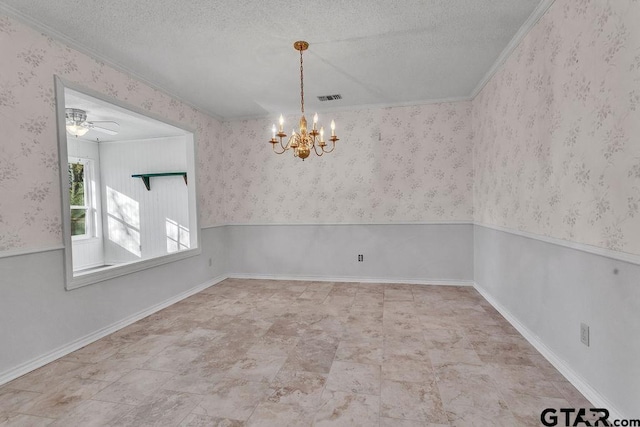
300,48,304,114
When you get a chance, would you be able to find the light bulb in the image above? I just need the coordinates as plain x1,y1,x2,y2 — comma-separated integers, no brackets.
272,124,276,139
330,120,336,136
320,126,325,142
279,114,284,132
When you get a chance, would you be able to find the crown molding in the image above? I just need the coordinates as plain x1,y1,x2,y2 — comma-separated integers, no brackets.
0,3,223,122
469,0,557,100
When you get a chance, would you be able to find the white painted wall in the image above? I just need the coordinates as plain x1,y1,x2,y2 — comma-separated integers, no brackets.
0,227,227,384
67,138,104,270
98,136,193,264
474,225,639,418
227,224,474,284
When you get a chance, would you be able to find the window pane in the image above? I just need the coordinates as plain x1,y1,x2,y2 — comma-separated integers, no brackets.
68,163,85,206
71,208,86,236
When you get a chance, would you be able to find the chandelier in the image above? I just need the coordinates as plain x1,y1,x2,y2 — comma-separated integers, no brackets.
269,41,339,160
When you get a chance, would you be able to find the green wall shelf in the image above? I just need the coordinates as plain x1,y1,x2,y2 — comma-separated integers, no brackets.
131,172,187,191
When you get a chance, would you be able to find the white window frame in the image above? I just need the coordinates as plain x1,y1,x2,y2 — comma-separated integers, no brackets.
68,157,96,241
55,77,202,291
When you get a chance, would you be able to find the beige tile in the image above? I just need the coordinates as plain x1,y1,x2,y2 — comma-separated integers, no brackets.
0,413,54,426
489,364,565,399
247,333,299,356
2,280,592,425
141,345,203,373
74,352,151,383
0,389,41,414
193,378,271,421
5,361,87,393
423,329,472,350
445,401,518,426
381,418,450,427
384,333,430,360
334,339,383,365
382,354,434,383
179,414,244,426
18,377,110,418
179,328,227,348
246,402,314,427
161,369,226,395
281,339,338,374
325,361,381,396
92,369,174,405
380,379,448,424
226,353,287,383
384,289,414,301
268,370,327,408
435,363,505,409
49,399,134,426
428,348,483,369
114,390,201,426
314,390,379,427
118,335,180,358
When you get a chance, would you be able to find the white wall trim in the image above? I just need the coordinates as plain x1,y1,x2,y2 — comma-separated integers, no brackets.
473,281,625,420
475,222,640,266
201,224,228,230
227,273,474,287
0,245,64,259
0,275,226,387
6,222,640,267
219,221,474,227
469,0,557,99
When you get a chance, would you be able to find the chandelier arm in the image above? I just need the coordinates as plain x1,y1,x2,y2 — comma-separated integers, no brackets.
312,142,324,157
321,141,336,154
272,144,286,155
280,136,290,151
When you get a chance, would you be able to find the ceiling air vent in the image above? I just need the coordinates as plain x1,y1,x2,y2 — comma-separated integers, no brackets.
317,94,342,101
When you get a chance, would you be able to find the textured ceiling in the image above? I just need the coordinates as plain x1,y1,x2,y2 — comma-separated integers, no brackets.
1,0,543,119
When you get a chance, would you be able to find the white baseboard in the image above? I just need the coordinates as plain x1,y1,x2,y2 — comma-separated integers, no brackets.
227,272,474,287
473,282,624,420
0,275,226,387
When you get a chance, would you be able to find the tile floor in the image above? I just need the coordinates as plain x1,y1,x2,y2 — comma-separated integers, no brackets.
0,279,592,426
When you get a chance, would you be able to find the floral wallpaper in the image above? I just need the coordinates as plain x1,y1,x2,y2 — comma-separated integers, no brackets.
473,0,640,255
0,14,225,253
3,0,639,258
221,103,474,224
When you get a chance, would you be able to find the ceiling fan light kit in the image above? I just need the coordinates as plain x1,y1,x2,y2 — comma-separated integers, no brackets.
269,41,339,160
65,108,120,137
65,108,90,137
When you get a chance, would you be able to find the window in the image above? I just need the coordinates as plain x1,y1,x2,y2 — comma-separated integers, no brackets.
68,158,95,239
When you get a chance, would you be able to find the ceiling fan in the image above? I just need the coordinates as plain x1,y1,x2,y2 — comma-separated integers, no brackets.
65,108,120,137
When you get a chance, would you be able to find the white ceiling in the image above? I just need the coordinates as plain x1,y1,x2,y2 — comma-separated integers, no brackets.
2,0,543,119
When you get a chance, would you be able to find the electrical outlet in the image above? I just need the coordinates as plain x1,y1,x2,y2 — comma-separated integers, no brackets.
208,257,212,267
580,323,589,346
358,254,364,262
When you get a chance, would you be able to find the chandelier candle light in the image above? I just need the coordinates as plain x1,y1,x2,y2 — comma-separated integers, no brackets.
269,41,339,160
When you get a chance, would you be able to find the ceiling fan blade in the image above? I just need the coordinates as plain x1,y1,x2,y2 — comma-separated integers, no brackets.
87,121,119,135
